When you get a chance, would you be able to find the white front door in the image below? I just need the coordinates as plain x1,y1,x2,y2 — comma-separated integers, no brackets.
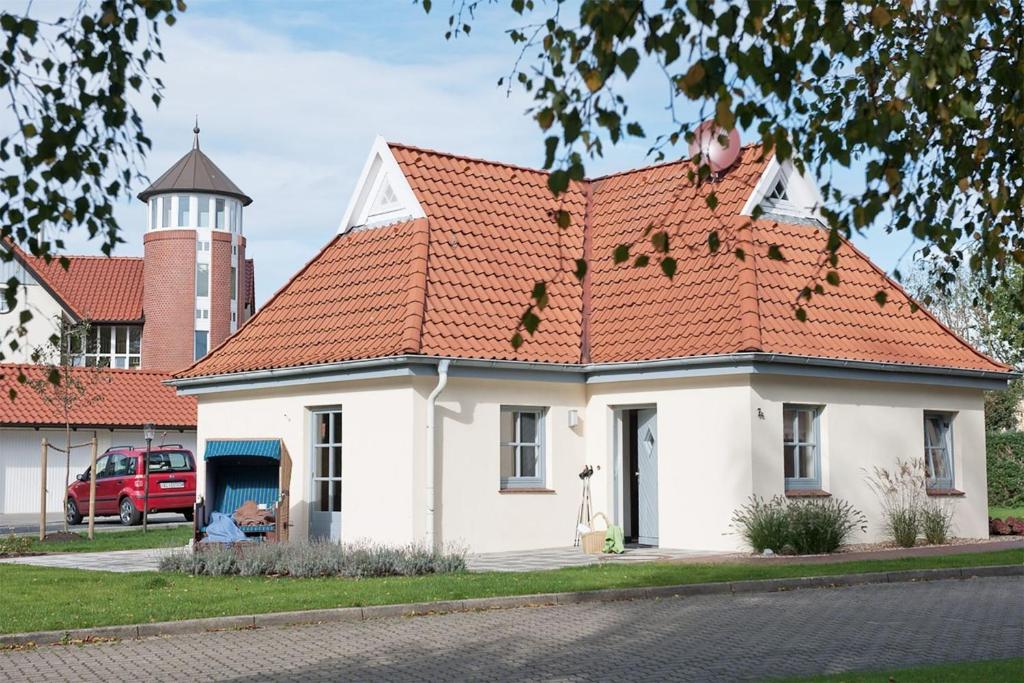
636,408,658,546
310,409,342,541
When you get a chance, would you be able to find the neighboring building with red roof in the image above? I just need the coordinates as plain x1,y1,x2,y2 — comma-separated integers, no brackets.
0,127,252,515
172,136,1016,552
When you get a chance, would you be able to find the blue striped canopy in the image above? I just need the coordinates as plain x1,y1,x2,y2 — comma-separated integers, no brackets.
204,439,281,461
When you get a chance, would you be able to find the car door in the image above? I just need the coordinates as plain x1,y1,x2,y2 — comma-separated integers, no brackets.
146,451,194,511
91,455,116,514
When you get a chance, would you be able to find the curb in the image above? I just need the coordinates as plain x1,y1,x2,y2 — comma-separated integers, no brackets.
2,564,1020,648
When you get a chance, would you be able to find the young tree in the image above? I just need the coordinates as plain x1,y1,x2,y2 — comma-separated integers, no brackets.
1,0,181,362
422,1,1023,338
23,317,108,531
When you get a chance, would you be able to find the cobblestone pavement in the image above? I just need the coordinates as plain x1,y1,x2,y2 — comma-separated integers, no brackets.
466,546,733,572
2,577,1021,682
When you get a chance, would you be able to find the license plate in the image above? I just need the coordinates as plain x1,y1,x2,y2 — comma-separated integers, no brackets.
160,481,185,489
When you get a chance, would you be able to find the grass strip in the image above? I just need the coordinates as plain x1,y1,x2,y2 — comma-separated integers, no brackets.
2,526,191,555
773,657,1024,682
989,506,1024,520
0,547,1020,635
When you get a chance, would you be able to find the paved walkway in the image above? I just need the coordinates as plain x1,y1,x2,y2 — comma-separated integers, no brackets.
1,577,1020,681
0,547,179,573
466,546,732,572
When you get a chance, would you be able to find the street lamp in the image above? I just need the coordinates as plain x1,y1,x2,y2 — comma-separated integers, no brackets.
143,422,155,533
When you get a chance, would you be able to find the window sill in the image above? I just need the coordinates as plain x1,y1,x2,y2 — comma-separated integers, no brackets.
784,489,831,498
498,488,556,495
926,488,965,497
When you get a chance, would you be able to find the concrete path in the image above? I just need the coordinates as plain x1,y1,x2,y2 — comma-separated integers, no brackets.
0,547,179,573
0,512,187,536
1,576,1020,682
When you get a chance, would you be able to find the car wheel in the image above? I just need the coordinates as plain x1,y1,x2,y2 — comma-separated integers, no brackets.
119,498,142,526
65,498,83,526
182,509,194,522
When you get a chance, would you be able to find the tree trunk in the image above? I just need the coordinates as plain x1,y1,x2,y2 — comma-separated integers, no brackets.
63,421,71,532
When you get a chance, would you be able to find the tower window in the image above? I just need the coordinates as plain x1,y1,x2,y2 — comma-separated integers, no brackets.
215,198,226,229
150,200,157,230
230,265,237,300
194,330,208,360
196,263,209,297
198,198,210,228
177,195,190,227
161,197,171,228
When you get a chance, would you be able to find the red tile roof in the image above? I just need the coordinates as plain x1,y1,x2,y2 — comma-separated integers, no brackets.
5,241,145,322
178,142,1008,379
0,364,196,428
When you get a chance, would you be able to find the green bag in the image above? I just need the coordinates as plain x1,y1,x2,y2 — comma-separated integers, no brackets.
603,523,625,554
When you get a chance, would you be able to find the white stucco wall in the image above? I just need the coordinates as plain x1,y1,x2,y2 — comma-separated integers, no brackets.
0,266,66,363
586,375,755,552
750,375,989,543
423,376,588,553
0,427,197,514
195,378,418,545
189,367,992,553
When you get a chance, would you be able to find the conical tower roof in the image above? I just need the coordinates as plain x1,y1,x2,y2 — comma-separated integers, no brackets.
137,124,252,205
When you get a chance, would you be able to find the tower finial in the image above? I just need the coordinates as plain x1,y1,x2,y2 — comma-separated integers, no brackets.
193,116,200,149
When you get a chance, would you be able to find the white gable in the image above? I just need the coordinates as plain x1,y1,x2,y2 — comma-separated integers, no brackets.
741,156,824,222
338,136,425,233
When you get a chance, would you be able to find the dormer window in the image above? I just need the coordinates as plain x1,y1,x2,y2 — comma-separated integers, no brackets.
370,179,400,215
769,179,788,201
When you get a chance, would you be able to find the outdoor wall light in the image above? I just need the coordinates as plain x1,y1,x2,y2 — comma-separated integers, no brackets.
143,422,156,442
568,409,580,428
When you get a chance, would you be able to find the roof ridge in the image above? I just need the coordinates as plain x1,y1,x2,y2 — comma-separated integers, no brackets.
387,141,558,178
591,143,766,183
399,218,431,353
34,254,144,262
0,363,173,378
579,183,594,364
736,218,763,352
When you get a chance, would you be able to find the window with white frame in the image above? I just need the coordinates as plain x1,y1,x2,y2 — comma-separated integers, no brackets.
500,407,546,489
215,198,226,229
0,286,10,314
923,412,954,489
194,330,208,360
177,195,190,226
160,197,170,228
312,409,343,513
197,197,210,228
68,325,142,368
196,263,209,297
783,404,821,490
230,266,237,300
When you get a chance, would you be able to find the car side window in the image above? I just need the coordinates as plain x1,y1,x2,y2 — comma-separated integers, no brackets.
91,455,110,479
112,454,134,477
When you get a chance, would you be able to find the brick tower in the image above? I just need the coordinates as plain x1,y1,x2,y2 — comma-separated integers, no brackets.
137,125,253,371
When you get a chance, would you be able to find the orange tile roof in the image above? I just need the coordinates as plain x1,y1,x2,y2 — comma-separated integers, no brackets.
9,243,145,322
178,142,1008,380
0,364,196,428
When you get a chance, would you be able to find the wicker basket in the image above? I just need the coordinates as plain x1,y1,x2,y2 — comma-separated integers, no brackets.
580,512,609,554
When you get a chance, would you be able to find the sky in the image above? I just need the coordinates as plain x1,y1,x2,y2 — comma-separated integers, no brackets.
10,0,915,306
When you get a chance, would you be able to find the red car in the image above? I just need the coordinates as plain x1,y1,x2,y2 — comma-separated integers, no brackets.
65,446,197,526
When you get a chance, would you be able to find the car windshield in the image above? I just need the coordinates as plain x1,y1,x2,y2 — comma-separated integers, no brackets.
147,451,194,473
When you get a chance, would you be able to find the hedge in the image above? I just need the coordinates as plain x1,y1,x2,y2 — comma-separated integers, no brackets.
987,431,1024,508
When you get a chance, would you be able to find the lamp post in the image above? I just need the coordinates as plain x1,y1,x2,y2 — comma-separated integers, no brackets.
143,422,155,533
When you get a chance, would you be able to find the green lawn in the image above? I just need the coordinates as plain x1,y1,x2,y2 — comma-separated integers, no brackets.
2,526,191,555
989,506,1024,520
0,548,1020,635
775,657,1024,682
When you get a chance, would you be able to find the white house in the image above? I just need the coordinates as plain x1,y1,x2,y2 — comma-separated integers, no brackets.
170,138,1015,552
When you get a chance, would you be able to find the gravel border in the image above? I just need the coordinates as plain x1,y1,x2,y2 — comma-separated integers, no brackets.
2,564,1021,648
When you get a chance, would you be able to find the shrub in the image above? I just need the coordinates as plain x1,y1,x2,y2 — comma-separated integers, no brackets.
0,534,33,557
865,459,928,548
731,496,790,553
987,431,1024,508
785,498,867,554
920,500,954,545
731,495,866,554
159,540,466,578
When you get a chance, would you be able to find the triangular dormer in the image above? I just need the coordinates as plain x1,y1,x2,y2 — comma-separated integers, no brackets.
741,156,824,223
339,136,425,232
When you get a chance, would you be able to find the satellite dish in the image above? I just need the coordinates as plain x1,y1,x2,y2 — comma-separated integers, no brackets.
688,120,741,173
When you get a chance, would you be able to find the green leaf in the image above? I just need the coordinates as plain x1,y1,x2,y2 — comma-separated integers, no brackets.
548,170,569,195
874,291,888,307
825,271,840,286
521,310,541,334
811,53,830,78
573,259,588,281
651,231,669,253
795,307,808,322
767,245,785,261
511,332,523,349
613,244,630,264
618,48,639,78
633,255,650,268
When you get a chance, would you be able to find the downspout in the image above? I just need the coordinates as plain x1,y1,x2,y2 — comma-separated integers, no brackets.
425,358,451,551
